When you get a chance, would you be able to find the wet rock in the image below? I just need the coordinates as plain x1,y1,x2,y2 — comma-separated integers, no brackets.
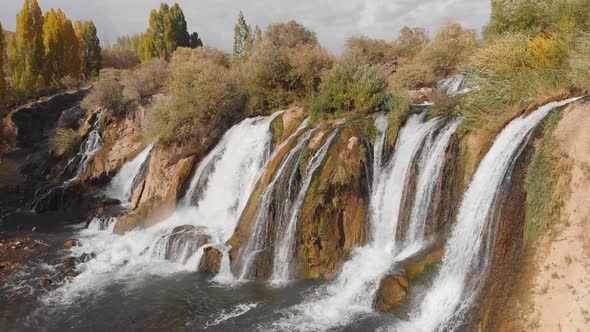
39,278,52,287
375,275,409,312
64,240,78,247
199,247,222,273
59,257,76,270
162,225,210,262
102,197,121,206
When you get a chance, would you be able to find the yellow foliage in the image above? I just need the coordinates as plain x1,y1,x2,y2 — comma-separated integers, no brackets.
527,34,568,69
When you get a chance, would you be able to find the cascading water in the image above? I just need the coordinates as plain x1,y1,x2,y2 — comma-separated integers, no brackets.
397,97,580,332
45,112,284,303
70,109,108,181
236,128,315,280
437,74,469,96
105,144,153,204
271,129,339,282
270,112,447,330
405,118,461,246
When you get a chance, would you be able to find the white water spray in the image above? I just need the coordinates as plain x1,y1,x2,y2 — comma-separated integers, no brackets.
105,144,153,204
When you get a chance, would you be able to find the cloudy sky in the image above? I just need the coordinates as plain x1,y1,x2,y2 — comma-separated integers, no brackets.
0,0,491,53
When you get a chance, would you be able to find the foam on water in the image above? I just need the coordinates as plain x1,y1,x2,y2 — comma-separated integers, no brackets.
105,144,153,204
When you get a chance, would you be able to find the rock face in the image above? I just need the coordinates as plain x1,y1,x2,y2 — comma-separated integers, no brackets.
158,225,210,263
375,275,409,312
199,247,223,273
295,122,372,279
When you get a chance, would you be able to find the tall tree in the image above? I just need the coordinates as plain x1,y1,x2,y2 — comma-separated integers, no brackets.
81,21,101,78
42,9,81,85
74,20,85,70
189,32,203,48
9,0,45,94
233,11,252,62
139,3,192,61
0,23,7,109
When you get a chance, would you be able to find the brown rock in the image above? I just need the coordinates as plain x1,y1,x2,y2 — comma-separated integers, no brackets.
375,275,409,312
199,247,222,273
64,240,78,247
39,278,52,287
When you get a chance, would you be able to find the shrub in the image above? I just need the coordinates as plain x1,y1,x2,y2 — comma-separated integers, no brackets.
393,26,429,60
428,89,463,117
569,34,590,91
81,77,125,111
346,36,397,65
50,128,82,156
102,49,140,70
121,58,169,102
242,43,294,115
287,44,334,98
265,21,318,48
385,96,411,149
389,63,433,90
313,48,388,115
146,47,244,145
415,23,477,78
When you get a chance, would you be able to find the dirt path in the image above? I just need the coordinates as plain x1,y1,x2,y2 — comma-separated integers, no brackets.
523,101,590,331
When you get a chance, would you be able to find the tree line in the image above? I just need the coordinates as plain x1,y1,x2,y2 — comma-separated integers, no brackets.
0,0,101,107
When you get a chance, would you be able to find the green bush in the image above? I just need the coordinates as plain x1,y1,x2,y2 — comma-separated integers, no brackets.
345,36,396,65
389,63,433,90
312,48,388,115
428,89,463,117
50,128,82,156
81,77,125,111
146,47,244,145
385,96,411,149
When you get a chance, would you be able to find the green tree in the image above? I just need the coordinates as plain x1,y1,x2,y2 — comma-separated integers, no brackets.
0,23,7,109
233,11,252,62
139,3,192,61
394,26,429,59
189,32,203,48
81,21,102,78
9,0,45,94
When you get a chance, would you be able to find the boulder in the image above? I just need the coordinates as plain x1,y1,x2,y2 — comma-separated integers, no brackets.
375,275,409,312
199,247,223,273
64,240,78,248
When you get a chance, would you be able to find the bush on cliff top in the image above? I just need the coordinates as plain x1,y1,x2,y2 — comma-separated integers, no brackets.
312,48,388,117
81,77,125,112
146,47,244,145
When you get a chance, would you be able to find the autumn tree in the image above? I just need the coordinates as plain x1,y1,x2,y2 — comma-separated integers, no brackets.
81,21,102,78
0,23,7,109
43,9,81,85
9,0,45,94
139,3,192,61
394,26,429,59
346,36,396,65
265,21,318,49
233,11,252,62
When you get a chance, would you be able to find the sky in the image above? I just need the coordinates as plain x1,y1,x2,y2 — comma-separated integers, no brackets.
0,0,491,54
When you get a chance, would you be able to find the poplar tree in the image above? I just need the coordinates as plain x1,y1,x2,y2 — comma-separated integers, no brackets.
74,20,85,70
189,32,203,48
81,21,102,78
43,9,80,84
139,3,192,61
233,11,252,62
9,0,45,94
0,23,7,108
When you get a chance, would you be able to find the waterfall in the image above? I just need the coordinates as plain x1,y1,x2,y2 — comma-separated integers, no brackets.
70,109,108,181
270,113,446,330
437,74,469,96
405,118,461,245
45,112,285,303
105,144,153,204
236,128,315,280
271,129,339,282
398,97,580,332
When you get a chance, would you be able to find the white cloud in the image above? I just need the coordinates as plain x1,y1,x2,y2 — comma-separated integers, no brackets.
0,0,490,53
